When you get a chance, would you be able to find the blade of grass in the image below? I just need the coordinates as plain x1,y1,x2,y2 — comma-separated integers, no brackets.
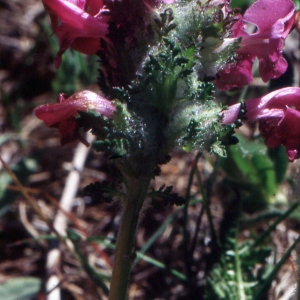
0,156,62,240
92,235,188,281
190,204,204,258
133,212,176,267
133,197,202,267
254,234,300,300
250,201,300,250
67,231,110,295
195,166,218,250
136,253,187,281
183,152,202,285
7,234,57,247
234,223,246,300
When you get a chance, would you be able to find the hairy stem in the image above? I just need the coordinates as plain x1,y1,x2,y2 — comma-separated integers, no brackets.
109,162,153,300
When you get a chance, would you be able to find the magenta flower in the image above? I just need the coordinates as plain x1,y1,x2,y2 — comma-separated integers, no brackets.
35,90,116,145
216,0,295,90
223,87,300,162
42,0,109,68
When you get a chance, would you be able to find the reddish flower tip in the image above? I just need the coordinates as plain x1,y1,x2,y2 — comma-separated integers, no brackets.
222,103,242,125
35,90,116,144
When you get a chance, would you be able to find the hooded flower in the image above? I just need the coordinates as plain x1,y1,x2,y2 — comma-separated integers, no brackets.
223,87,300,162
43,0,175,69
35,90,116,145
216,0,295,90
42,0,109,68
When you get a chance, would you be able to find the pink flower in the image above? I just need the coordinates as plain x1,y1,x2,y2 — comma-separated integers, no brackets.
223,87,300,161
35,90,116,145
216,0,295,90
42,0,109,68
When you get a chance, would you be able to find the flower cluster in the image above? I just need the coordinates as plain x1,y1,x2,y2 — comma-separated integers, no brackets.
218,0,300,163
216,0,295,90
223,88,300,162
36,0,300,164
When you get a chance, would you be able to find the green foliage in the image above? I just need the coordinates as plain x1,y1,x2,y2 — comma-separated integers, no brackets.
91,2,240,161
83,181,124,203
220,134,286,212
185,79,215,102
254,233,300,299
0,277,41,300
231,0,255,11
52,51,98,96
154,8,178,39
165,101,236,154
267,146,288,184
204,199,299,300
173,0,241,79
88,234,188,281
91,102,151,158
148,185,186,207
205,237,272,300
140,37,194,112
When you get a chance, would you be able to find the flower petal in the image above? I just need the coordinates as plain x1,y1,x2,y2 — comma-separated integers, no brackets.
242,0,295,38
216,0,295,90
246,87,300,120
42,0,109,67
35,90,116,126
277,106,300,138
216,56,254,90
222,103,241,124
224,87,300,161
59,117,81,145
241,87,300,161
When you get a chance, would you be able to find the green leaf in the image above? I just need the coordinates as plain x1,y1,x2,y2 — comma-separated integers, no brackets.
221,134,279,208
251,154,276,195
267,146,288,184
148,185,185,207
0,277,41,300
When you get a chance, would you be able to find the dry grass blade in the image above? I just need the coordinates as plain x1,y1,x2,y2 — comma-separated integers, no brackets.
0,156,62,239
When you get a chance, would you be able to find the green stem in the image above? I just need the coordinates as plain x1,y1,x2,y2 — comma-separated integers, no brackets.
109,165,153,300
234,229,246,300
195,166,218,248
182,152,201,287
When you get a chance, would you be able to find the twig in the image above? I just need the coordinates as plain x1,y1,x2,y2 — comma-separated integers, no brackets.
46,132,94,300
19,202,43,243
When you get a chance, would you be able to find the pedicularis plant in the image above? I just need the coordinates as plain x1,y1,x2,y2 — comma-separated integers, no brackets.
36,0,299,298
